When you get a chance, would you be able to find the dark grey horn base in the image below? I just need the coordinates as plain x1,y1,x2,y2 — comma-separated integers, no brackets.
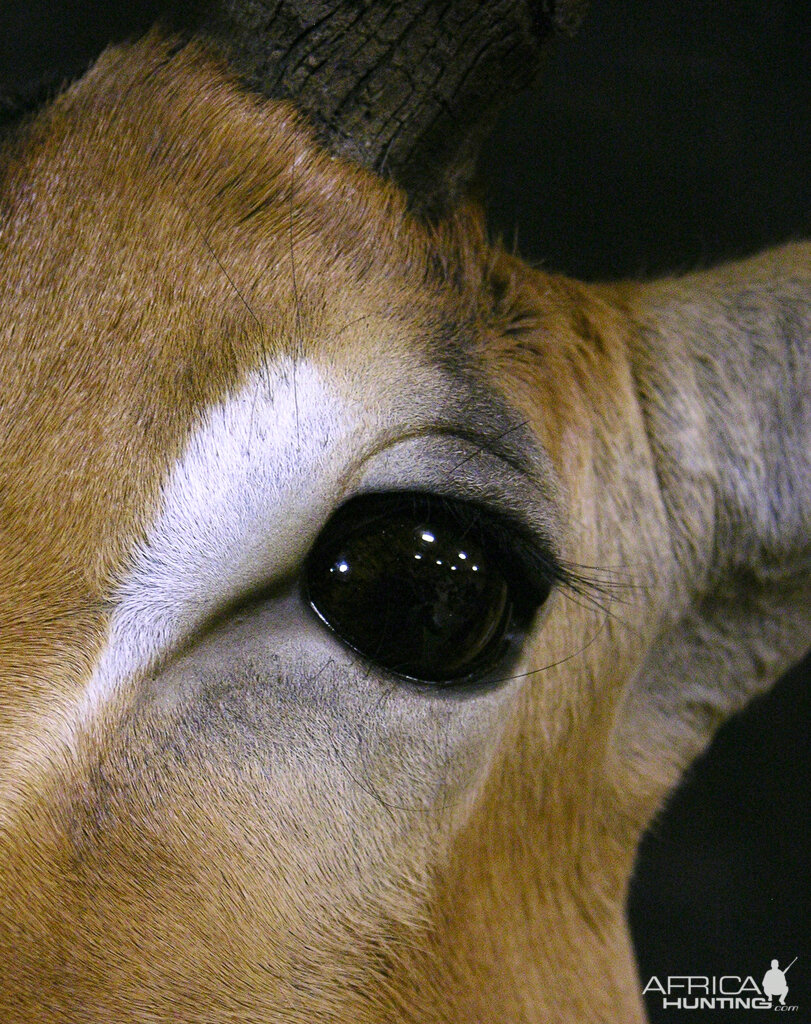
171,0,588,217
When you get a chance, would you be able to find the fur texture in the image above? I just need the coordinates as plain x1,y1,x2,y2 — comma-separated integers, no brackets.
0,32,807,1023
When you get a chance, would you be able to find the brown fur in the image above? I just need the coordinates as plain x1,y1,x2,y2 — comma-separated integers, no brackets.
0,32,808,1022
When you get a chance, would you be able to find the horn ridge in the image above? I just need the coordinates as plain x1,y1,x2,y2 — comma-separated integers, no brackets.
173,0,589,217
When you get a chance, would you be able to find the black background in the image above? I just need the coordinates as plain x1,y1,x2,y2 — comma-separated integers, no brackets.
1,3,808,1020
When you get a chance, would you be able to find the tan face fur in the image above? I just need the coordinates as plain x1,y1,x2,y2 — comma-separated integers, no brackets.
0,33,808,1023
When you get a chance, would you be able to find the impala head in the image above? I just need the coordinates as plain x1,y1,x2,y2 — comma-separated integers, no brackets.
0,4,807,1022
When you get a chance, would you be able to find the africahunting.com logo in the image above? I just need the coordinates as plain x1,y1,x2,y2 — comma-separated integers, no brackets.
643,957,799,1011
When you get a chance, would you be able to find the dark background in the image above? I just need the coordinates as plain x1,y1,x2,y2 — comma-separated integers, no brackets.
1,3,808,1020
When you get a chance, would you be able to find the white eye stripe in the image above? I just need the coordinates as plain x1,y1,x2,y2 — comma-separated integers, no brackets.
87,359,356,701
0,359,361,801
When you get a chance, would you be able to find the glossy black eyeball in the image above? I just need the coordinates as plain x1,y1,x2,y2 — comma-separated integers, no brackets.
305,493,552,684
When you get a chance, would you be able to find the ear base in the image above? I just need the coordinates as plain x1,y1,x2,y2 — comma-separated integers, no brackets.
614,243,811,800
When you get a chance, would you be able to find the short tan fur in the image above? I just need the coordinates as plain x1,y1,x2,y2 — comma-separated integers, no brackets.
0,34,807,1023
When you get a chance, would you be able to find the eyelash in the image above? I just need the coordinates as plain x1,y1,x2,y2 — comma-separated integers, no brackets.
428,495,629,617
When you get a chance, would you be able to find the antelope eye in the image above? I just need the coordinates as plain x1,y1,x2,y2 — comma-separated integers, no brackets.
305,494,551,684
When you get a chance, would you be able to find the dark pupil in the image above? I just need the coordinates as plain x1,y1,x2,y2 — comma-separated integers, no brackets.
306,512,511,681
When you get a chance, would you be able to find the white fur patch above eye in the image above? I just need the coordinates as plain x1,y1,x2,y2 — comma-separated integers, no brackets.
87,359,358,701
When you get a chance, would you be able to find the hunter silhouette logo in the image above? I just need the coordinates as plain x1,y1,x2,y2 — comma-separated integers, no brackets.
762,958,796,1006
643,957,799,1012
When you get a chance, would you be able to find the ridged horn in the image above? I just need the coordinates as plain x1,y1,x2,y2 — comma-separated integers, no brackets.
173,0,588,216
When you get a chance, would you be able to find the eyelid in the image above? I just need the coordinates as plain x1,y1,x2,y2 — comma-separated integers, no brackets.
349,433,564,565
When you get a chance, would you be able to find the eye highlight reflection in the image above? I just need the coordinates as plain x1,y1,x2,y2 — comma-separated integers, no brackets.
305,493,555,684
